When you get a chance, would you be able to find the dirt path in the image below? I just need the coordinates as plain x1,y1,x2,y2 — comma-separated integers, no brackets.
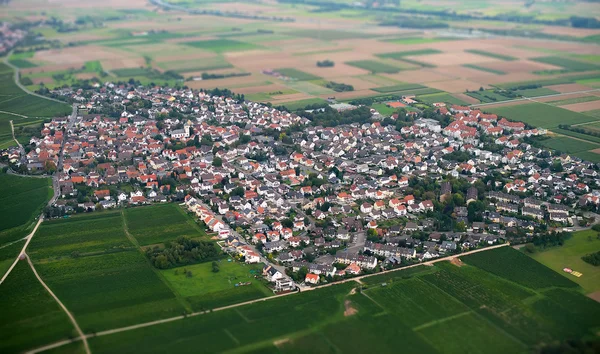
27,243,510,353
10,120,25,155
25,254,90,354
0,217,43,285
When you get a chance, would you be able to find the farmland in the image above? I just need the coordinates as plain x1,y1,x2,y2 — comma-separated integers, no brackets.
463,64,506,75
530,230,600,293
465,49,516,61
485,102,600,128
345,60,402,74
0,171,52,245
532,56,600,73
124,203,208,246
77,247,600,354
274,68,321,81
183,39,262,53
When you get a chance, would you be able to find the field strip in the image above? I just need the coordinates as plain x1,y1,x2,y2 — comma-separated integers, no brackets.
412,310,472,331
26,243,510,353
0,217,42,285
25,254,91,354
471,89,600,108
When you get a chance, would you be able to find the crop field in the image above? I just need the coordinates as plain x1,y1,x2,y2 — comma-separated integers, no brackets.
345,60,401,74
384,37,456,45
183,39,262,53
124,204,207,246
0,262,75,354
0,171,52,245
485,102,600,128
530,230,600,293
416,92,470,105
371,83,426,93
531,56,600,72
540,137,600,156
283,29,377,41
280,98,326,110
463,64,506,75
378,49,443,59
513,87,559,97
461,247,579,289
77,246,600,354
162,260,272,311
275,68,321,81
547,95,600,106
467,90,513,103
465,49,516,61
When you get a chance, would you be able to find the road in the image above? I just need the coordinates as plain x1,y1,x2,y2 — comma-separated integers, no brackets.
9,119,25,156
470,89,600,108
27,242,510,354
25,254,91,354
3,51,68,105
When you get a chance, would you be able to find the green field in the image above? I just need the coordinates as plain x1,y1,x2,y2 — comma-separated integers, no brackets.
275,68,321,81
162,260,272,310
383,37,457,45
345,60,401,74
531,56,600,73
124,204,208,246
547,95,600,106
467,89,513,103
80,247,600,354
417,92,470,106
371,83,425,93
0,63,71,117
530,230,600,293
372,103,398,116
284,29,377,40
541,136,600,154
463,64,506,75
0,171,52,246
486,102,600,128
9,58,38,68
0,262,75,354
182,39,262,53
513,87,559,97
156,58,233,73
465,49,516,61
377,49,442,58
278,98,327,110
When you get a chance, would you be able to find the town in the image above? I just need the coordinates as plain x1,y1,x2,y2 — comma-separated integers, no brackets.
2,81,599,291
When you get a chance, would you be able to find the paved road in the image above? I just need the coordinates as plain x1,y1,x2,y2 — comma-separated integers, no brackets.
470,89,600,108
3,51,68,105
25,254,91,354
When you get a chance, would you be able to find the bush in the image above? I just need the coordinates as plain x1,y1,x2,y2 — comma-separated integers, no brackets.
146,236,219,269
582,251,600,266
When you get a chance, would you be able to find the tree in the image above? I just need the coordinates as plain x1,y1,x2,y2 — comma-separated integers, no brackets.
212,157,223,167
212,261,220,273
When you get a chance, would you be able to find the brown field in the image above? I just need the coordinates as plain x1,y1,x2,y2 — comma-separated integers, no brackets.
541,26,600,38
75,73,98,80
434,65,498,80
382,69,454,84
453,93,480,105
559,100,600,112
546,83,595,93
34,46,133,65
269,92,314,103
31,77,54,85
484,72,542,85
186,75,264,89
101,58,146,71
428,79,490,93
22,63,83,74
482,59,562,73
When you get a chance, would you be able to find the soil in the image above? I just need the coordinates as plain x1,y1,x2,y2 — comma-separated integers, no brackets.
450,257,464,267
344,300,358,317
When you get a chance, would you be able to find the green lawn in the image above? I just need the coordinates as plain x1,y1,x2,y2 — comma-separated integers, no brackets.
485,102,600,128
530,230,600,293
465,49,516,61
371,103,398,116
345,60,402,74
124,204,208,246
162,259,272,310
182,39,262,53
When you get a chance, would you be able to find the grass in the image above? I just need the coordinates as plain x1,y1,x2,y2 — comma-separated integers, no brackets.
0,262,76,354
372,103,398,116
514,87,559,97
278,98,326,110
540,136,599,154
0,171,52,246
124,204,208,246
371,83,425,93
465,49,516,61
547,95,600,106
467,90,513,103
531,56,600,73
274,68,321,81
161,260,272,310
485,102,600,128
182,39,262,53
345,60,401,74
84,251,600,354
529,230,600,293
463,64,506,75
417,92,469,106
9,58,37,68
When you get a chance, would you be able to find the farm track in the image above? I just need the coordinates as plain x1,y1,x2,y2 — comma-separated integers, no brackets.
27,243,509,353
10,120,25,156
25,254,91,354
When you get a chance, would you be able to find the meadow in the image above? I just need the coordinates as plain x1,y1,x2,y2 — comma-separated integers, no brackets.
124,203,208,246
81,247,600,354
530,229,600,293
0,171,52,245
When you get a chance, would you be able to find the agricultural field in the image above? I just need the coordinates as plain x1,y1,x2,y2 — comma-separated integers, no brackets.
79,247,600,354
371,83,426,93
485,102,600,128
161,260,272,311
529,230,600,294
416,92,470,106
532,56,600,73
465,49,516,61
547,95,600,106
0,171,52,246
345,60,401,74
275,68,321,81
463,64,506,75
124,203,208,246
538,136,600,156
0,262,76,354
183,39,262,53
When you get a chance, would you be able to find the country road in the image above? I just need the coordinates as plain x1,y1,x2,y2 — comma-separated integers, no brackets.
27,242,509,354
470,88,600,108
3,51,68,105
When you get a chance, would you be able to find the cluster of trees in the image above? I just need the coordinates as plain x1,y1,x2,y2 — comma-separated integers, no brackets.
316,60,335,67
325,81,354,92
531,231,572,248
582,251,600,266
196,72,251,80
301,105,373,127
146,237,219,269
